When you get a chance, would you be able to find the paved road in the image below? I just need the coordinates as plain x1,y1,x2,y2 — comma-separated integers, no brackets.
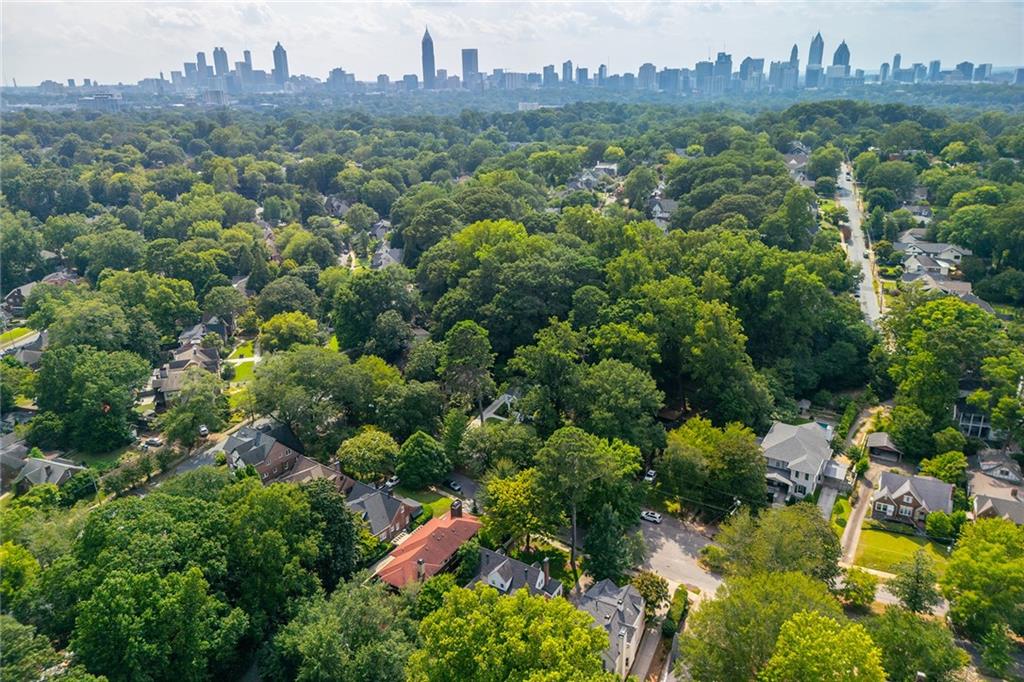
639,514,722,602
838,164,882,327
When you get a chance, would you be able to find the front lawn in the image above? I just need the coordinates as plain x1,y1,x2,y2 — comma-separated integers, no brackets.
0,327,32,345
830,496,852,537
393,485,452,522
232,361,254,383
228,340,254,359
854,527,949,575
69,444,131,472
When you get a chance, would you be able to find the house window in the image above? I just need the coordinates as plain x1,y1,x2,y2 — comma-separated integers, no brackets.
899,505,913,517
902,495,914,503
875,502,893,515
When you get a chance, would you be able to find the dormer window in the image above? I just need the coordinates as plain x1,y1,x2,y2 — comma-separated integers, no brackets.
903,495,914,503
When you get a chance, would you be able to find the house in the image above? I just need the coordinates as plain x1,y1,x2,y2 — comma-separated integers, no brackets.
953,394,996,440
575,579,645,679
470,547,563,598
1,270,81,316
2,330,48,369
761,421,834,501
2,282,38,316
892,238,971,264
178,313,232,346
968,450,1024,525
649,197,678,221
593,162,619,177
276,454,351,488
374,500,480,589
230,275,253,298
902,254,950,277
872,472,954,530
343,480,418,542
8,456,86,494
866,432,903,462
977,450,1023,484
152,344,221,408
567,170,600,192
224,424,301,481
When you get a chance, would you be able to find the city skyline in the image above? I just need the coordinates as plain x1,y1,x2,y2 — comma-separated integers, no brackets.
3,1,1022,85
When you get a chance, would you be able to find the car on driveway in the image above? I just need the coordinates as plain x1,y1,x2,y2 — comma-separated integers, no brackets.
145,437,163,447
198,425,209,437
384,475,400,490
445,479,463,493
643,469,656,483
640,510,663,524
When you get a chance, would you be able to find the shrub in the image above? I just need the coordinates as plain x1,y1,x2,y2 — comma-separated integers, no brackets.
661,618,678,637
699,544,728,573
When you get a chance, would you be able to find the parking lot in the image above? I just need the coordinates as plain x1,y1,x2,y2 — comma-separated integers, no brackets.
638,513,722,602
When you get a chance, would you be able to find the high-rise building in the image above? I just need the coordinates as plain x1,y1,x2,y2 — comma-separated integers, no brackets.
213,47,229,77
542,64,558,86
562,60,573,84
714,52,732,78
461,48,479,87
273,42,289,85
694,60,714,93
597,64,608,86
832,41,850,67
973,63,992,82
892,53,902,75
806,32,824,87
956,61,974,80
879,63,890,82
244,50,252,69
377,74,390,90
789,44,799,66
638,62,657,90
928,60,941,82
196,51,208,79
421,28,436,89
576,67,589,85
739,56,764,80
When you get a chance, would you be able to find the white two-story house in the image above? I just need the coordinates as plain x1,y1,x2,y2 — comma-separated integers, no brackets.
761,421,834,503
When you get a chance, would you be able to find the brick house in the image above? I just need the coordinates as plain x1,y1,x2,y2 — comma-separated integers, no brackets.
872,472,954,531
225,424,301,481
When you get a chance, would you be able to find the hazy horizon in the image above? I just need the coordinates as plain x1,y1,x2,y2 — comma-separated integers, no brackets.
3,1,1023,85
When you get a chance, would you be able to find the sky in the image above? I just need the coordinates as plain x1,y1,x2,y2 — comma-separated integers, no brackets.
2,1,1022,85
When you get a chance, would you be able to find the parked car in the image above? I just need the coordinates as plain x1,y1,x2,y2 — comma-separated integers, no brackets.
145,437,163,447
198,425,209,437
445,479,463,493
862,251,870,259
640,510,663,524
384,476,400,490
643,469,656,483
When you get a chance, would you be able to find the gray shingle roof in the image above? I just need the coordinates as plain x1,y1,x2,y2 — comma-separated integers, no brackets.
761,421,832,473
471,548,562,598
224,426,277,467
576,579,644,674
875,472,954,514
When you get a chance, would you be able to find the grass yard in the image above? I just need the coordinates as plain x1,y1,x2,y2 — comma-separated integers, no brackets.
70,444,130,472
232,361,255,383
0,327,32,345
393,485,452,522
228,340,254,359
854,527,949,576
830,496,852,537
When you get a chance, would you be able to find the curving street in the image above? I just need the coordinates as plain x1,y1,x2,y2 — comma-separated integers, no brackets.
838,163,882,327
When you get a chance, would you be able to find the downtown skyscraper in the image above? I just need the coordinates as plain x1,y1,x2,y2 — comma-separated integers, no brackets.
273,42,289,85
806,32,824,87
422,28,436,89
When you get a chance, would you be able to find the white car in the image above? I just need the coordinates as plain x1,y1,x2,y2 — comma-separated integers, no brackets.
384,476,400,490
640,510,663,524
198,424,209,437
643,469,656,483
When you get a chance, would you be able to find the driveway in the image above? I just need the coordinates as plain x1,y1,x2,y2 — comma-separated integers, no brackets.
638,514,722,602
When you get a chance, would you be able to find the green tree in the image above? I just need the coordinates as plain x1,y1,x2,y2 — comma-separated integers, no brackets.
203,285,249,320
758,611,885,682
919,451,968,484
941,517,1024,638
0,541,40,609
631,570,669,621
458,421,540,475
716,504,841,583
396,431,450,489
261,576,415,682
866,608,969,682
534,426,639,587
258,311,318,352
407,584,617,681
304,478,360,591
336,427,400,480
623,166,658,210
158,367,228,448
255,276,318,319
72,567,247,682
439,320,495,424
0,614,105,682
980,623,1012,678
481,468,545,552
839,568,878,611
576,358,665,454
660,417,767,512
333,267,417,351
679,572,843,682
410,573,457,620
583,503,633,582
806,145,844,180
440,409,469,464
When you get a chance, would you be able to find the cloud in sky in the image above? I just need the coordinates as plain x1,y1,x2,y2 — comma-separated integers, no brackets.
2,1,1021,85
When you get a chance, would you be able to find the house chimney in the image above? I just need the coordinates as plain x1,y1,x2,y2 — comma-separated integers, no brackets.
617,598,624,613
542,556,550,582
450,499,462,518
416,558,425,582
524,568,530,584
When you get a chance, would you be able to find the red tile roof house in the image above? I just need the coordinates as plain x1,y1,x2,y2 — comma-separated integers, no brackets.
375,500,481,589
